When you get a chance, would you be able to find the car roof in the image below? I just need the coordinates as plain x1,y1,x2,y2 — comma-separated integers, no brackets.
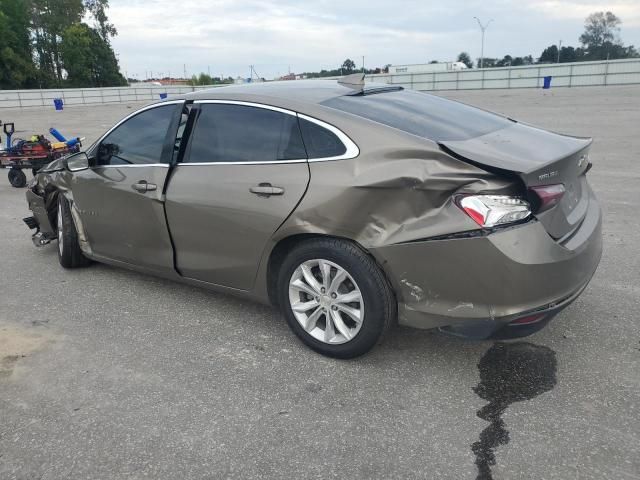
181,80,402,105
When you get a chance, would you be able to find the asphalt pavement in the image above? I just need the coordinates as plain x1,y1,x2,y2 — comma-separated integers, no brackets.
0,85,639,479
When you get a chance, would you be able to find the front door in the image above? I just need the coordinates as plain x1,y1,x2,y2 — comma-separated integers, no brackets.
71,102,183,274
164,101,310,290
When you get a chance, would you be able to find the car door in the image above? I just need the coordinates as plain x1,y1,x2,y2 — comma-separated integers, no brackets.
71,101,183,275
164,101,310,290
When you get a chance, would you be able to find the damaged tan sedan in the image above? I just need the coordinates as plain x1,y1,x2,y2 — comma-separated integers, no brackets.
24,78,602,358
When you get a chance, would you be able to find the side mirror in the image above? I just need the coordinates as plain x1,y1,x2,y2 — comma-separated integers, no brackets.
65,152,90,172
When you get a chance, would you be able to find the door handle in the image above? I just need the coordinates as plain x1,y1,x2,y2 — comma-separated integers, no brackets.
250,183,285,197
132,181,157,193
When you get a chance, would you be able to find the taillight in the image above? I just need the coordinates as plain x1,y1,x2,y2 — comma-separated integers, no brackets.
457,195,531,228
529,184,565,213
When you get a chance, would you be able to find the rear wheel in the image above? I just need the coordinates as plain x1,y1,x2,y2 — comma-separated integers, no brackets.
57,195,91,268
8,168,27,188
278,238,395,358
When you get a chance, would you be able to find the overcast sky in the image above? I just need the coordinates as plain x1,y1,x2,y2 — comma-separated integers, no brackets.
109,0,640,80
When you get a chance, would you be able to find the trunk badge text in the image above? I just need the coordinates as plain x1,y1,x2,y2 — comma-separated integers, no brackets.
538,171,559,181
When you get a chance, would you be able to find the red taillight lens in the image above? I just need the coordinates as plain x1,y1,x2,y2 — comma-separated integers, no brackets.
529,184,565,213
457,195,531,228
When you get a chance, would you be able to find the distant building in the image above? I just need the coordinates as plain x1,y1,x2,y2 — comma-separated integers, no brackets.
390,62,469,74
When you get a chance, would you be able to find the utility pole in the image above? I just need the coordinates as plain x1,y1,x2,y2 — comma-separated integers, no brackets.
183,64,187,80
557,40,562,63
362,56,365,73
473,17,493,68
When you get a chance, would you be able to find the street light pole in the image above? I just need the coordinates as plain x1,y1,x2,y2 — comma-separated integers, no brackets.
557,40,562,63
474,17,493,68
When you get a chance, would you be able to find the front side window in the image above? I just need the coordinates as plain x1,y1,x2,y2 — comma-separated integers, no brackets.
185,104,307,163
96,104,177,165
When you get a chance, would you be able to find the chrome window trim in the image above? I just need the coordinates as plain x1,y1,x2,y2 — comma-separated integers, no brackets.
91,100,184,152
297,113,360,162
180,160,307,166
95,163,170,169
193,99,297,117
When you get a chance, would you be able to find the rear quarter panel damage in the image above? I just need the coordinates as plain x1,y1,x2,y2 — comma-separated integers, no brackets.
256,114,522,313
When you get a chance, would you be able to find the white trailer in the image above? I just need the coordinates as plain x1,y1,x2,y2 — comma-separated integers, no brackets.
390,62,469,74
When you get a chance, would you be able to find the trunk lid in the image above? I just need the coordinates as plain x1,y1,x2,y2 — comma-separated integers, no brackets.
440,122,593,240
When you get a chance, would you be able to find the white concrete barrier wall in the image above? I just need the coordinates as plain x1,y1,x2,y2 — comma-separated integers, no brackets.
0,85,220,109
1,58,639,108
364,58,640,92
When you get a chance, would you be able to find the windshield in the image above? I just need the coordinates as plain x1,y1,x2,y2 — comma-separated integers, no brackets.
322,89,513,141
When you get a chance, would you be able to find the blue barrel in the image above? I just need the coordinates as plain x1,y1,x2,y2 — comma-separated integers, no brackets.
53,98,64,110
49,128,67,142
159,93,168,99
542,76,552,89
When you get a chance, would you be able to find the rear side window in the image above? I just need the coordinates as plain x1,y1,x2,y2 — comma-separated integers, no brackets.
322,89,512,142
185,104,307,163
298,118,347,159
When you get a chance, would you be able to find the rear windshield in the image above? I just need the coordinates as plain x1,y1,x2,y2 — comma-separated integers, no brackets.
321,89,512,141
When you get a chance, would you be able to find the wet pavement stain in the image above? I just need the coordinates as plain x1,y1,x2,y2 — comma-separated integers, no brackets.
471,342,557,480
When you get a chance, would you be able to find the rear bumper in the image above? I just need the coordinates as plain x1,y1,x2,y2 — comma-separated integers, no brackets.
371,190,602,338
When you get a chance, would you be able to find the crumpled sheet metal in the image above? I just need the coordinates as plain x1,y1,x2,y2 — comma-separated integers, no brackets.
279,143,516,249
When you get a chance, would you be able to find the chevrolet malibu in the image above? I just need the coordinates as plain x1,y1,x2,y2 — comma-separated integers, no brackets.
24,78,602,358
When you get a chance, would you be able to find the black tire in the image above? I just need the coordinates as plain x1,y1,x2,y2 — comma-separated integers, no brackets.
57,195,91,268
8,168,27,188
278,238,395,359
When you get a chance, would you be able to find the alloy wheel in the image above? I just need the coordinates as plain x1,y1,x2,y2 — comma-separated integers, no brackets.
288,259,364,344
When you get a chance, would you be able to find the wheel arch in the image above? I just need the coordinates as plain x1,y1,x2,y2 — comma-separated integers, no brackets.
265,232,396,308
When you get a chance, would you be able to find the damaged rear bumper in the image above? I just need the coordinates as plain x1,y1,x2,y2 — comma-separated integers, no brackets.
371,194,602,339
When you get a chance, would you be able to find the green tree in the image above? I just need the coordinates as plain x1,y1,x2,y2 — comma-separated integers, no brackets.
477,58,497,68
496,55,513,67
0,0,38,88
341,58,356,74
580,12,621,50
198,72,213,85
84,0,117,41
60,23,126,87
31,0,85,85
457,52,473,68
539,45,558,63
559,46,579,63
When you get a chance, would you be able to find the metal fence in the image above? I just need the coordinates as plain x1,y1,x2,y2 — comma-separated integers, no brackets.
0,84,221,109
365,58,640,91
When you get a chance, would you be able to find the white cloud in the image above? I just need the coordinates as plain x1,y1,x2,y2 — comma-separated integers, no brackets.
108,0,640,79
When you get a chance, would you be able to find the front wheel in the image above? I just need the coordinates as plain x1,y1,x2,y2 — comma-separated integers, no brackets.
278,238,395,359
57,195,91,268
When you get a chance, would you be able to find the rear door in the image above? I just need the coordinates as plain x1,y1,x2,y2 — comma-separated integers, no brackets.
164,101,310,290
71,101,183,274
